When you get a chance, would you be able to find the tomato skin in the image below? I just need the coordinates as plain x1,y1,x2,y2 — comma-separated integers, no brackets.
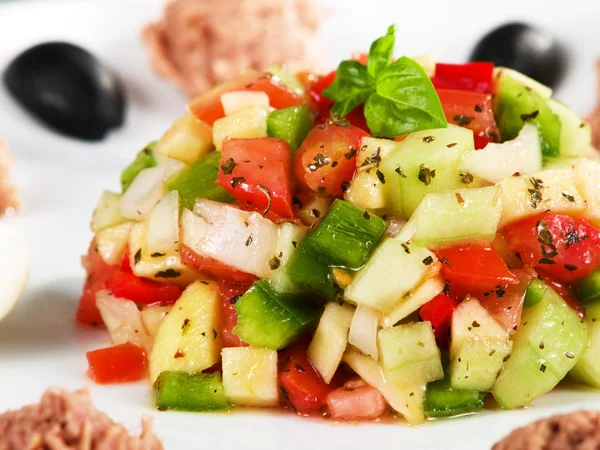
419,293,460,346
246,75,304,110
437,243,519,299
77,239,117,326
279,343,334,414
181,245,259,284
106,271,183,306
217,138,295,219
294,121,369,197
432,62,494,94
218,281,251,348
86,343,147,384
503,213,600,283
436,89,500,149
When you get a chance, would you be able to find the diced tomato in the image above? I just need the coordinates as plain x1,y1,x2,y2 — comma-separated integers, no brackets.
217,138,295,219
188,72,303,126
436,89,500,149
294,120,369,197
77,239,118,326
419,293,460,346
437,243,519,300
218,281,252,348
432,62,494,94
503,213,600,283
326,380,387,420
481,267,537,334
86,343,147,384
539,275,585,318
181,245,259,284
106,271,183,305
279,343,334,414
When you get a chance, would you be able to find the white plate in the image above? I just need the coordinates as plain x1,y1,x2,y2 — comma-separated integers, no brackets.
1,0,600,448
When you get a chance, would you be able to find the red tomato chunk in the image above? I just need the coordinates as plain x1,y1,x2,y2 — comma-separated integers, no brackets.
420,293,460,346
432,62,494,94
218,281,251,348
86,343,147,384
326,380,387,420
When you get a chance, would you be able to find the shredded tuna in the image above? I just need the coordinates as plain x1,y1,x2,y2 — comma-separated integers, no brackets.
142,0,323,96
0,388,163,450
588,60,600,149
493,410,600,450
0,140,19,217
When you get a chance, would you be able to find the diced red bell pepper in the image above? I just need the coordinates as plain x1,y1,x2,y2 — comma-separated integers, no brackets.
217,138,295,219
106,271,183,305
437,243,519,300
181,245,259,284
279,343,334,414
86,343,147,384
432,62,494,94
218,281,252,348
419,293,460,346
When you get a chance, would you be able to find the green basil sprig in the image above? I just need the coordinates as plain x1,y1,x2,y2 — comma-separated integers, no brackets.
323,25,447,138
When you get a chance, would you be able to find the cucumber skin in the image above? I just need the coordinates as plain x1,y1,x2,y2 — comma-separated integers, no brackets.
121,142,157,192
425,379,485,418
570,303,600,387
574,269,600,303
154,371,230,412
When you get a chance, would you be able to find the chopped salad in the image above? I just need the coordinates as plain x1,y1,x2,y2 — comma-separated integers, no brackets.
80,26,600,423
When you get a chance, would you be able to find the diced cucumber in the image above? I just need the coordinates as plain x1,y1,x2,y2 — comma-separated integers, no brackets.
165,152,234,211
379,322,443,384
267,106,313,151
542,157,580,170
221,91,269,116
498,169,585,227
233,280,322,350
308,302,355,383
492,279,588,408
458,123,542,183
493,67,553,99
343,348,426,424
212,105,269,151
284,239,339,300
570,303,600,387
154,371,230,412
222,347,279,406
120,142,157,193
573,159,600,228
425,377,485,418
146,190,179,257
574,269,600,303
348,304,380,360
149,281,221,383
493,72,561,157
380,125,481,219
265,65,305,96
344,137,401,211
396,186,501,248
345,238,437,313
382,276,445,328
270,223,306,294
155,113,214,164
303,199,387,269
91,191,129,232
548,99,591,158
95,222,133,265
449,298,512,391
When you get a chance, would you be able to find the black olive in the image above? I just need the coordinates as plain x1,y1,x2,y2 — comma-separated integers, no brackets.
470,23,568,90
3,42,126,141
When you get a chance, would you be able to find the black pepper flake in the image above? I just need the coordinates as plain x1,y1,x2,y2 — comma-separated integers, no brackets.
455,193,465,205
539,342,545,349
341,181,351,192
200,280,209,285
359,149,382,168
395,167,407,178
454,115,473,126
312,209,321,218
363,211,371,220
231,177,245,188
259,165,264,169
221,158,238,175
496,287,506,298
213,329,218,339
460,173,474,184
308,153,331,172
292,241,297,248
151,252,165,258
447,143,457,148
376,169,386,184
539,258,556,265
331,161,339,168
520,110,540,122
245,235,253,247
503,354,512,362
540,364,547,373
292,196,302,207
401,243,410,254
295,364,306,373
134,249,142,265
443,282,450,295
536,219,555,248
230,295,241,305
201,332,206,337
440,257,451,266
472,320,480,328
565,352,575,359
423,136,436,143
474,104,483,113
564,264,578,272
418,165,436,186
422,256,434,266
344,148,358,160
562,192,575,202
565,229,580,249
489,349,496,356
181,318,190,334
155,269,181,279
269,256,281,270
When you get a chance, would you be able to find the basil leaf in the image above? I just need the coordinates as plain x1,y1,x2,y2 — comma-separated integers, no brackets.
367,25,396,78
365,57,447,137
322,60,374,117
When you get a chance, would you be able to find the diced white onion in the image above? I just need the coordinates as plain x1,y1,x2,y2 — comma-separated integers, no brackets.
147,190,180,256
96,222,133,265
119,166,167,221
348,305,380,361
141,305,171,338
221,91,270,116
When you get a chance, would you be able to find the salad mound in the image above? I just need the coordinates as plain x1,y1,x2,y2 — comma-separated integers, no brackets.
80,26,600,423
